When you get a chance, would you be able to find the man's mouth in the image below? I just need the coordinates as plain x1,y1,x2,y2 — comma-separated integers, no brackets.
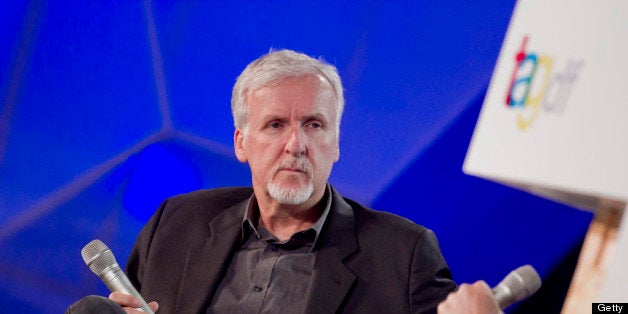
280,168,306,174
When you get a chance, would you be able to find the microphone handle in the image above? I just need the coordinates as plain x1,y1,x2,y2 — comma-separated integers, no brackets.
492,282,514,309
100,265,155,314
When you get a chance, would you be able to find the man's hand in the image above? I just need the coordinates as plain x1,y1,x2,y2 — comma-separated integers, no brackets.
109,291,159,313
437,280,501,314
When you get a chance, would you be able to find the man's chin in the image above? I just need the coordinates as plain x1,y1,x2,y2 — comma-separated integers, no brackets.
267,182,314,206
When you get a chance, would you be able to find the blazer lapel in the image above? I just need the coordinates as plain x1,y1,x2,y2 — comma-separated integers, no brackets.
305,187,358,314
174,200,246,313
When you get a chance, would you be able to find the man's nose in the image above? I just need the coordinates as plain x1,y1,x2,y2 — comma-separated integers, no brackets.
285,127,307,155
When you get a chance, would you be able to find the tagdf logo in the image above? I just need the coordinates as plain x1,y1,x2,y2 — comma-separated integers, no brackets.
505,36,583,130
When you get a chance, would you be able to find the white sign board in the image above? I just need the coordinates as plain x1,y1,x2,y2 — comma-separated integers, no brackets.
464,0,628,212
464,0,628,304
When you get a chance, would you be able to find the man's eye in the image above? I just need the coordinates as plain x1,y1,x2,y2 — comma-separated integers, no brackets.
269,122,282,128
309,122,322,128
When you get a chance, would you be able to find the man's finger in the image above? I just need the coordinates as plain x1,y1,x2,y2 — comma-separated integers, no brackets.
109,291,141,308
147,301,159,312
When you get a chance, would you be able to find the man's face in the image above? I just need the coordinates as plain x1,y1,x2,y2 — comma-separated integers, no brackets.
234,75,339,206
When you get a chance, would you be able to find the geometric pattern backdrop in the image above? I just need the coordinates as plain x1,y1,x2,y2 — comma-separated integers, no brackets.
1,1,592,312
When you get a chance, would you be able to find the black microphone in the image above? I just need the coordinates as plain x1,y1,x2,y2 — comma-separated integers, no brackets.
81,239,154,314
492,264,542,309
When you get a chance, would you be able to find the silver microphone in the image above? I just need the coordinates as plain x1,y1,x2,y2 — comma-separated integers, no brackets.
81,239,154,314
492,264,542,309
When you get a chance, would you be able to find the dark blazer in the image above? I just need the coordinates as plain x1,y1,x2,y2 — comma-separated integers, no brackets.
126,186,457,313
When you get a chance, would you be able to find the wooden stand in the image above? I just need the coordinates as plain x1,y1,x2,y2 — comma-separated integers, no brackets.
561,206,624,313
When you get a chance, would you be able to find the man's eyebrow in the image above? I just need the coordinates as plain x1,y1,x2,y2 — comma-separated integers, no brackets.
303,112,329,121
260,114,287,122
258,112,330,125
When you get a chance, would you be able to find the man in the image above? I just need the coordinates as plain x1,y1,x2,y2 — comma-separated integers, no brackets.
67,49,457,313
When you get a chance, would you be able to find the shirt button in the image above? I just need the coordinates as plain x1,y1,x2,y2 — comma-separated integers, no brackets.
253,285,263,292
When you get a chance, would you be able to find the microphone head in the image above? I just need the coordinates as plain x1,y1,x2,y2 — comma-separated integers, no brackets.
81,239,119,276
506,265,541,300
493,264,542,309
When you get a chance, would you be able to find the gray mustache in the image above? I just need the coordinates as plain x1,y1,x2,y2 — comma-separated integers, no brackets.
272,157,312,176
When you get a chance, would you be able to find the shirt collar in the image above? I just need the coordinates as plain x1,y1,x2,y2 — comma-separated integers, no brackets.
241,184,333,250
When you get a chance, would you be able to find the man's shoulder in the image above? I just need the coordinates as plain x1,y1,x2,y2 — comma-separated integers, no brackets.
168,187,253,205
341,196,430,238
157,186,253,218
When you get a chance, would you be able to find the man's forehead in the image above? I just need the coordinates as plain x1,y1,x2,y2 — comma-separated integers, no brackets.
248,78,335,106
253,102,335,121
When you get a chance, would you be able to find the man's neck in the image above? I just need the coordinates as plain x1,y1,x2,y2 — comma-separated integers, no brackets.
255,190,325,242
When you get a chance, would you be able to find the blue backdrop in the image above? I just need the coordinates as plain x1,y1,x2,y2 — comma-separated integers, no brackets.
1,1,593,312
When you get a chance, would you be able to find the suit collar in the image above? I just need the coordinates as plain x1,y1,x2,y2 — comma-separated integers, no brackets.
305,185,358,313
174,197,248,313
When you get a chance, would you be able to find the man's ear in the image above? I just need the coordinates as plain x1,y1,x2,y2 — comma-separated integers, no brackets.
333,140,340,162
234,128,247,163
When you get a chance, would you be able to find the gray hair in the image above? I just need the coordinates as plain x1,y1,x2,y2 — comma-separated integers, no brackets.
231,49,344,134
